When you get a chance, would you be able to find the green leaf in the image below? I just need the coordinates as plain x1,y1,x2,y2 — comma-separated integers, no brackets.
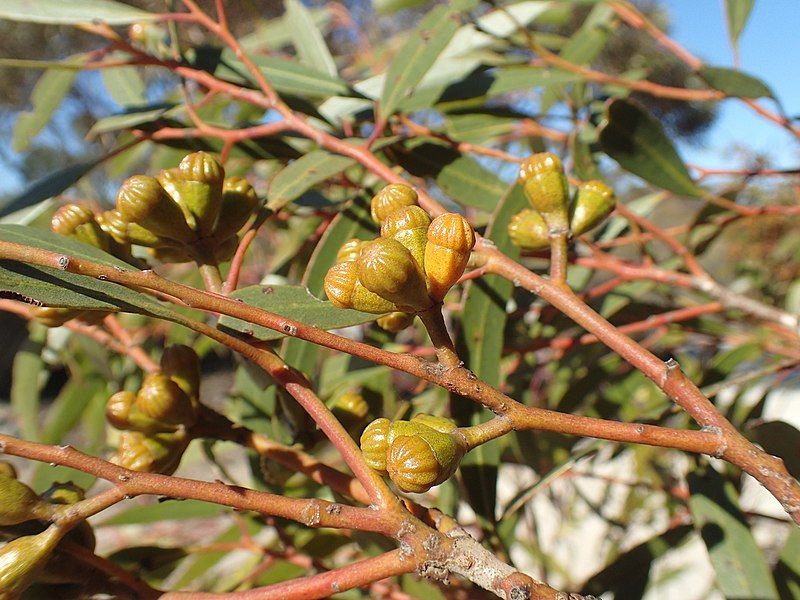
13,59,82,152
216,49,350,99
699,66,774,99
0,158,103,218
11,325,47,441
284,0,337,77
218,285,379,342
40,377,107,445
598,98,702,197
281,195,377,380
444,113,517,144
101,66,147,107
454,183,526,525
725,0,755,47
489,66,582,96
688,466,779,600
0,0,156,25
395,141,506,211
379,2,470,118
374,0,428,14
88,105,174,137
775,528,800,599
267,150,355,211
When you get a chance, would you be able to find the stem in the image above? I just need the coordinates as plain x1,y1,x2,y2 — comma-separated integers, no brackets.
197,261,223,294
548,230,569,285
418,306,460,367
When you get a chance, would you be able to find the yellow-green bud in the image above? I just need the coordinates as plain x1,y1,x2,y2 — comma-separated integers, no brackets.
112,430,188,475
410,413,457,434
380,205,430,268
360,418,391,474
331,391,369,425
0,462,17,479
370,183,418,224
570,180,616,236
385,421,466,493
335,239,365,264
212,176,259,241
508,208,550,250
106,390,172,433
136,374,196,427
174,152,225,236
357,238,431,312
50,204,109,251
116,175,195,244
518,152,569,232
423,213,476,302
0,475,51,526
160,345,201,400
323,260,396,314
376,311,414,333
29,306,83,328
0,526,63,599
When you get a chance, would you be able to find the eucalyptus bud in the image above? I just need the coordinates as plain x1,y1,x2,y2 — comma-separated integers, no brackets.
160,345,201,400
212,176,259,241
357,238,431,313
508,208,550,250
570,180,616,236
0,475,52,525
50,204,109,251
136,373,196,427
324,260,397,314
376,311,415,333
116,175,195,244
518,152,569,233
370,183,418,224
0,526,63,599
380,205,430,268
423,213,476,302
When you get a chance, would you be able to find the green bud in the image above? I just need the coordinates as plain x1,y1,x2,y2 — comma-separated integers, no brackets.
212,177,259,241
112,430,189,475
357,238,432,313
0,526,63,599
167,152,225,236
136,374,196,427
116,175,195,244
29,307,84,328
331,391,369,425
370,183,418,224
570,180,616,236
324,260,397,314
0,462,17,479
50,204,110,251
518,152,569,232
360,418,391,475
376,311,415,333
161,345,201,400
0,475,51,526
508,208,550,250
380,205,430,268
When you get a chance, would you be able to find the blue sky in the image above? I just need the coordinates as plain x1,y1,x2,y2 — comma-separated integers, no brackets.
664,0,800,169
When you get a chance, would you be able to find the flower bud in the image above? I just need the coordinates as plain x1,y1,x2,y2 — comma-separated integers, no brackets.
508,208,549,250
570,180,616,236
212,177,259,241
518,152,569,232
0,475,51,525
423,213,475,301
386,424,466,493
116,175,195,244
376,311,414,333
370,183,418,224
335,239,365,264
323,261,396,314
160,345,201,400
40,483,96,551
0,526,63,598
98,209,167,248
214,235,239,263
331,391,369,425
357,238,431,312
410,413,457,434
106,390,171,433
160,152,225,236
50,204,109,251
136,374,196,427
360,418,391,474
380,205,430,268
29,306,84,328
112,430,188,475
0,462,17,479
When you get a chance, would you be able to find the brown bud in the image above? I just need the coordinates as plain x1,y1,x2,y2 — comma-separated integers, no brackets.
357,238,431,312
370,183,418,224
423,213,476,301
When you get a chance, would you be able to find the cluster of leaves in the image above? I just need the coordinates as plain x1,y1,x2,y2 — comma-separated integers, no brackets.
0,0,797,598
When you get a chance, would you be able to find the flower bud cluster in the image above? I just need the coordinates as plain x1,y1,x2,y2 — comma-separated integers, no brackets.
107,345,201,475
509,152,616,250
359,414,466,493
0,465,97,596
323,184,476,332
101,152,258,264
